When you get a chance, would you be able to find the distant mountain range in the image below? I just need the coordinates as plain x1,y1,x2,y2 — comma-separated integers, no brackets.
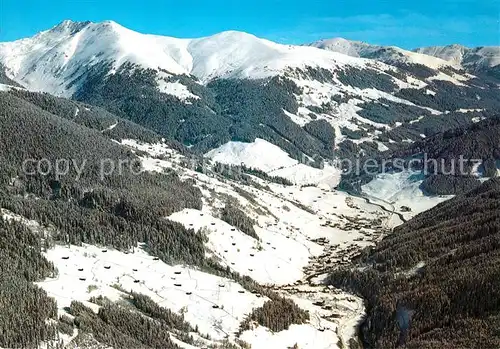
308,37,500,71
307,37,454,69
415,44,500,70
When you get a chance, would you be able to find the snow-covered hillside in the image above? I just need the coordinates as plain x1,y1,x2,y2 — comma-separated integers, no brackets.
0,20,374,96
38,243,265,343
206,138,298,172
1,20,474,99
205,138,341,186
415,44,500,69
308,37,456,69
0,19,486,161
116,138,407,347
361,170,453,221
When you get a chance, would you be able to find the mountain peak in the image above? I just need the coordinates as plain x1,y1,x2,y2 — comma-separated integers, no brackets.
51,19,92,35
314,37,360,45
309,37,367,58
196,30,263,44
48,20,132,38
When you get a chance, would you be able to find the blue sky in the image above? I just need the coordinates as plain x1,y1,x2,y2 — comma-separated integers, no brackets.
0,0,498,48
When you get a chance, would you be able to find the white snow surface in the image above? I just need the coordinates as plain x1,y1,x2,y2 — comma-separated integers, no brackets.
206,138,297,172
169,208,316,286
309,37,456,69
157,80,199,101
241,324,338,349
362,170,452,219
37,243,265,341
416,44,500,69
0,20,372,96
205,138,341,186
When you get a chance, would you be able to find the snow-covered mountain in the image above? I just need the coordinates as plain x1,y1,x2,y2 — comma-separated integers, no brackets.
1,20,498,170
309,38,500,73
307,37,455,69
0,20,373,97
415,44,500,70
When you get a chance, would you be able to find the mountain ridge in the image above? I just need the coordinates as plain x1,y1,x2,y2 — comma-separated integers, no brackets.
307,37,457,69
415,44,500,70
0,19,374,96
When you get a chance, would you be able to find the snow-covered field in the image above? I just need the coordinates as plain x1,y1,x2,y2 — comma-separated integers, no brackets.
37,244,264,343
170,208,315,286
362,170,452,219
157,79,200,102
241,323,338,349
206,138,298,173
206,138,341,187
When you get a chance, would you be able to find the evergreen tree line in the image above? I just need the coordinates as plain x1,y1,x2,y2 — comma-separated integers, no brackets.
339,115,500,194
336,66,398,93
220,202,259,240
210,162,293,186
0,64,21,87
357,98,432,125
68,300,181,349
8,89,161,144
420,174,481,195
0,90,311,347
393,63,437,80
377,109,491,146
0,218,58,348
0,90,212,348
395,79,500,112
239,295,310,333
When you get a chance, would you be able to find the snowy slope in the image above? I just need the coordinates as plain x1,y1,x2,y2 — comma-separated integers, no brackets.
37,243,265,343
0,19,478,160
0,20,373,96
186,31,370,83
309,37,456,69
10,136,394,348
362,170,452,220
415,44,500,69
0,20,190,96
205,138,341,186
3,132,447,348
206,138,298,172
414,44,468,66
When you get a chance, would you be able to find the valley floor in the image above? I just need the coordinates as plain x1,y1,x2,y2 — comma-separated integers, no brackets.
7,139,449,349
